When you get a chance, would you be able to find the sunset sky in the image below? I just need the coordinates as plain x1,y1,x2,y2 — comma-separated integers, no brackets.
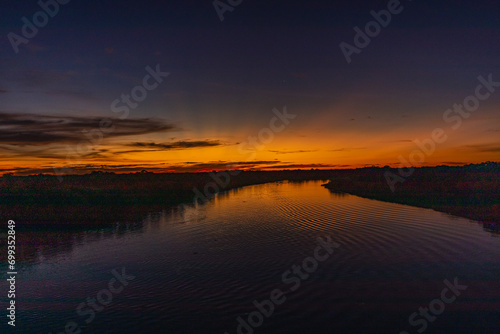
1,0,499,175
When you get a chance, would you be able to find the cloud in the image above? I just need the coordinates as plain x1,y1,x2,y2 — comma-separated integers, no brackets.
2,160,351,176
464,144,500,153
262,163,346,169
0,146,111,161
127,140,224,151
5,160,284,175
268,149,317,154
167,161,282,172
0,167,32,173
0,112,176,146
328,147,366,152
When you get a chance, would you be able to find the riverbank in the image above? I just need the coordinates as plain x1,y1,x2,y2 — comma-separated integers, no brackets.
0,170,333,226
323,162,499,224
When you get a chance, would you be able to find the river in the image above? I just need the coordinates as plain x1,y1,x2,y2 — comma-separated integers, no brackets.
1,180,499,334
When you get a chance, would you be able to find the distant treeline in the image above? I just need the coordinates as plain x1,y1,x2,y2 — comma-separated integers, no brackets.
323,162,499,223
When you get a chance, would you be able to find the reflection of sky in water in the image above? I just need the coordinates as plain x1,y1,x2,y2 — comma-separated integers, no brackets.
2,181,499,333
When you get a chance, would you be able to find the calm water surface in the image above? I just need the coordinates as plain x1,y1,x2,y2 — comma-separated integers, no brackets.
2,180,500,333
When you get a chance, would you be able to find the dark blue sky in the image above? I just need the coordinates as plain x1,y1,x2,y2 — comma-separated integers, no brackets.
1,0,499,174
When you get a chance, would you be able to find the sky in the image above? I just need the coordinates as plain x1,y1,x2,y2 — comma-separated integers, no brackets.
0,0,499,175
